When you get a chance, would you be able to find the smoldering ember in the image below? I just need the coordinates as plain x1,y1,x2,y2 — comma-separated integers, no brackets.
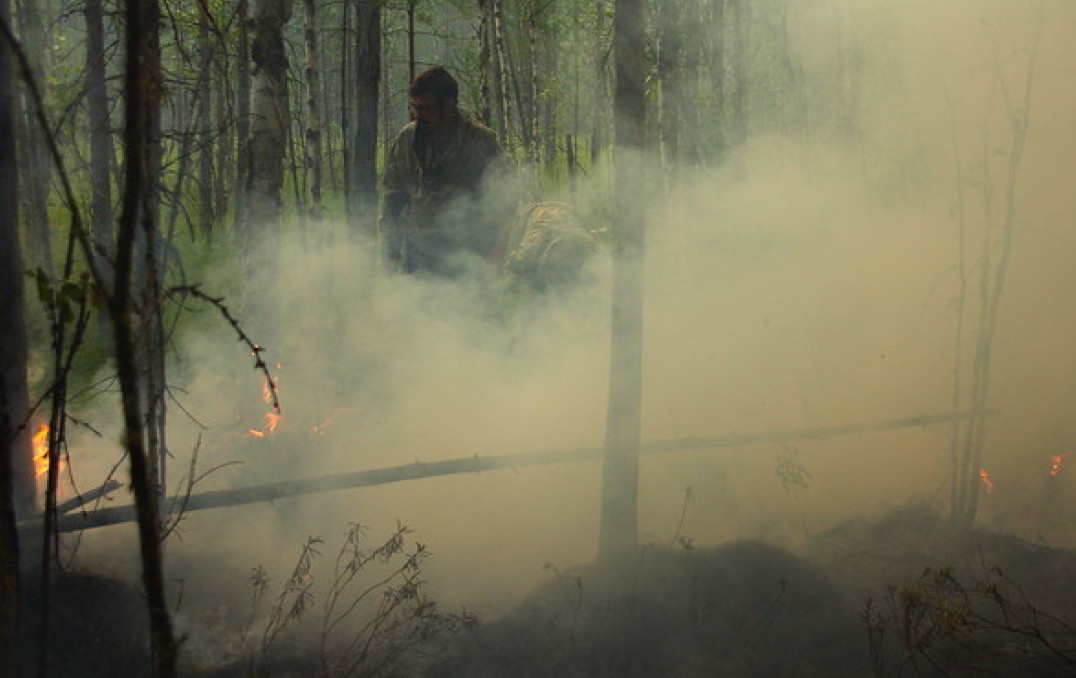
3,2,1076,677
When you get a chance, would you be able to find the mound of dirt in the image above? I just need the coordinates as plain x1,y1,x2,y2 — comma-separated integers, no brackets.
810,505,1076,677
425,541,868,677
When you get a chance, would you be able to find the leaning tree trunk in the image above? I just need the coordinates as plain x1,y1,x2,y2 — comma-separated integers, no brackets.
117,0,176,674
598,0,646,566
241,0,292,231
350,0,379,238
0,0,29,669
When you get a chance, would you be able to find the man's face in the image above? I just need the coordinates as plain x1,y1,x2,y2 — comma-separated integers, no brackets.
409,93,455,134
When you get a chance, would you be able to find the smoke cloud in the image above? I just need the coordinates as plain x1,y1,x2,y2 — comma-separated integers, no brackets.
56,0,1076,639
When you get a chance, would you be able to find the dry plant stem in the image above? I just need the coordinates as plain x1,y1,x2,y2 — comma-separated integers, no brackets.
166,285,281,413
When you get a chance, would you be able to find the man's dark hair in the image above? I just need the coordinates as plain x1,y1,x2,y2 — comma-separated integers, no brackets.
409,66,458,103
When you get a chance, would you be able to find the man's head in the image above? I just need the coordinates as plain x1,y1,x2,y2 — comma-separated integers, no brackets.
408,66,459,134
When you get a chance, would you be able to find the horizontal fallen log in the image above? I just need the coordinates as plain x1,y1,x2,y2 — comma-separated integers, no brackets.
34,411,981,534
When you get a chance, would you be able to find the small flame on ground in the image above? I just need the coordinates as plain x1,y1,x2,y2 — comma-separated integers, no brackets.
32,424,49,477
1049,453,1069,477
979,468,996,494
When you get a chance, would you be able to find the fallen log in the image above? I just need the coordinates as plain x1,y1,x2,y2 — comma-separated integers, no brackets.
56,479,123,515
34,411,981,534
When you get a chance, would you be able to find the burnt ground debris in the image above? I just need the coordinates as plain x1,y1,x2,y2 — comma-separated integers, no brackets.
16,506,1076,677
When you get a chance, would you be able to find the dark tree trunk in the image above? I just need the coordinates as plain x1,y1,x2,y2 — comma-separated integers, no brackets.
478,0,493,126
233,0,252,234
406,0,415,82
340,0,352,209
0,0,28,669
85,0,113,298
350,0,379,237
598,0,646,565
302,0,323,221
198,0,215,233
118,0,176,674
14,0,51,274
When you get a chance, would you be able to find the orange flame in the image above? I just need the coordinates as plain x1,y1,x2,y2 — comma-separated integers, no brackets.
265,412,281,435
32,424,49,477
245,366,284,439
245,404,283,439
1049,453,1069,477
979,468,995,494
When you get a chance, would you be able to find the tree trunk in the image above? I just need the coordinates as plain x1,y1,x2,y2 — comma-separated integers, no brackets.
302,0,323,221
406,0,415,82
85,0,113,307
491,0,513,151
233,0,252,234
198,0,215,233
340,0,352,208
477,0,493,126
705,0,727,159
350,0,379,237
241,0,291,230
590,0,609,166
118,0,176,674
728,0,747,146
14,0,51,274
598,0,646,565
0,0,28,668
656,0,683,174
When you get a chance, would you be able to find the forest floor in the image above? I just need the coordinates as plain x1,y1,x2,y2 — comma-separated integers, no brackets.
18,505,1076,677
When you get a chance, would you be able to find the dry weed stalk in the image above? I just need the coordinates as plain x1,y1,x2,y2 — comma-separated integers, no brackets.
243,524,474,678
865,563,1076,676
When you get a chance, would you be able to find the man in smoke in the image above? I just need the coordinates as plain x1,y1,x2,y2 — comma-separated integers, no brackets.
379,66,514,276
